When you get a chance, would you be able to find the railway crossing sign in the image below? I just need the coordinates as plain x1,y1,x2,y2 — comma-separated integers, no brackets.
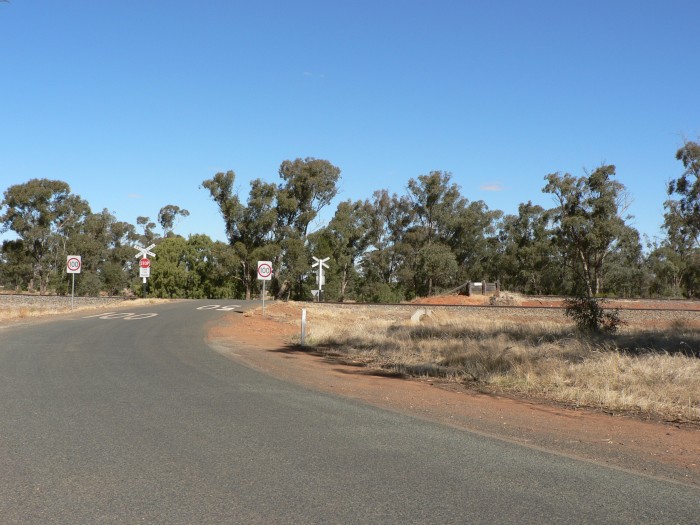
311,256,329,302
134,244,156,296
134,243,156,260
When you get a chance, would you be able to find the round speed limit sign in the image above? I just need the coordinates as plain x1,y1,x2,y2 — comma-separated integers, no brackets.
67,255,82,274
257,261,272,281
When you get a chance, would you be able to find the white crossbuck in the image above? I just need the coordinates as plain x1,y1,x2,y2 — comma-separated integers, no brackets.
134,243,156,259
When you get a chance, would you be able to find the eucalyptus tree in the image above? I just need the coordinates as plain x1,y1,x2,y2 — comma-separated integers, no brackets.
449,200,502,285
276,157,341,238
136,216,159,245
543,165,631,297
275,158,341,299
157,205,190,237
0,239,33,291
149,236,190,298
667,139,700,247
596,224,645,297
406,171,465,246
497,202,557,294
0,179,90,294
394,171,465,295
208,240,244,298
202,171,281,299
311,199,375,301
360,189,413,300
647,200,700,297
64,208,138,296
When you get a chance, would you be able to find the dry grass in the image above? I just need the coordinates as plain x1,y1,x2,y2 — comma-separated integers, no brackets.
285,304,700,424
0,298,165,323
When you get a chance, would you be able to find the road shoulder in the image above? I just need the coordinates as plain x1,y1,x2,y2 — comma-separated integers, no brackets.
207,308,700,488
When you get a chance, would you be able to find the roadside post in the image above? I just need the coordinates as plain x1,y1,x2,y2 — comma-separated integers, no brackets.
66,255,82,309
134,243,156,298
257,261,272,316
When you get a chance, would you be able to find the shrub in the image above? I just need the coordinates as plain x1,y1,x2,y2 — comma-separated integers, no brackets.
564,296,624,334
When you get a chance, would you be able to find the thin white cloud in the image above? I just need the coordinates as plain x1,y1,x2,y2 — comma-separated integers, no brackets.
128,193,143,199
480,183,505,192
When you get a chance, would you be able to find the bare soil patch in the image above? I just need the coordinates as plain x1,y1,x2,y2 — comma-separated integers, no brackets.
207,301,700,487
413,293,700,311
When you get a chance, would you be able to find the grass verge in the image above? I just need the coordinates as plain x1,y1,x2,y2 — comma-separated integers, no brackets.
278,304,700,425
0,298,165,323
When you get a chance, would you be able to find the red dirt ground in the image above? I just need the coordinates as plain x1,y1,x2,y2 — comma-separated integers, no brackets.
412,293,700,310
207,301,700,488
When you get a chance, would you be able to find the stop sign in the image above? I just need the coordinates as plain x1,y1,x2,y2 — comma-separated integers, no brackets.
140,258,150,269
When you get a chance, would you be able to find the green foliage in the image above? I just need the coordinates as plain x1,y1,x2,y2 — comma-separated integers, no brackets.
2,143,697,301
357,282,405,304
1,179,91,294
543,166,633,297
311,199,375,301
564,296,623,334
158,205,190,237
0,239,33,291
277,157,341,238
668,140,700,244
496,202,558,294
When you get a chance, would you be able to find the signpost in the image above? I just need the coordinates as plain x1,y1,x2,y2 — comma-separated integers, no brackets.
257,261,272,316
311,256,329,302
66,255,81,309
134,244,156,297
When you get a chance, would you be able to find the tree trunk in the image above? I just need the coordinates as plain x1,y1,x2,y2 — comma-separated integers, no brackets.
276,280,291,301
242,261,251,300
340,265,349,302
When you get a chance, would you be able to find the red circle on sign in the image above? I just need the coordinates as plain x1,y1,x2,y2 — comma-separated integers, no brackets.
258,263,271,277
67,257,81,271
140,258,150,269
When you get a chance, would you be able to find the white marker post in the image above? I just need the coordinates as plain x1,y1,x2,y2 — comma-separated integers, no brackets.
257,261,272,317
66,255,82,309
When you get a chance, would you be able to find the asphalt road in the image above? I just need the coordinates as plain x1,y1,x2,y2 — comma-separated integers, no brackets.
0,299,698,524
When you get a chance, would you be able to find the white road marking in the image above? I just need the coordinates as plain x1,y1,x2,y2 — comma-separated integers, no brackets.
83,312,159,320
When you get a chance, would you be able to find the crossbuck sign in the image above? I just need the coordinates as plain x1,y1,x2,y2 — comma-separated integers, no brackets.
312,256,329,302
134,244,156,292
134,243,156,259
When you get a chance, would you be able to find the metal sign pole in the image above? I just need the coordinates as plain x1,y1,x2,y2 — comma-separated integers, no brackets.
262,279,266,317
71,273,75,310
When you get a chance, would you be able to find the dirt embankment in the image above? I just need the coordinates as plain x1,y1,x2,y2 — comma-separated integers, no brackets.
207,301,700,488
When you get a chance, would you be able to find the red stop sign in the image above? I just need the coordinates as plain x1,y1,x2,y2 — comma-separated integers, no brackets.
140,258,150,269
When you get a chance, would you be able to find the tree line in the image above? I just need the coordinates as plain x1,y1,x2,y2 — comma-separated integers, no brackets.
1,141,699,300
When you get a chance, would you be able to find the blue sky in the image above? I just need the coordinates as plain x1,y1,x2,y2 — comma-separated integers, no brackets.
1,1,699,247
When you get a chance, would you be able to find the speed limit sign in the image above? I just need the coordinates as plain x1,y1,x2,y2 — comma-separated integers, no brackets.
257,261,272,281
67,255,82,274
